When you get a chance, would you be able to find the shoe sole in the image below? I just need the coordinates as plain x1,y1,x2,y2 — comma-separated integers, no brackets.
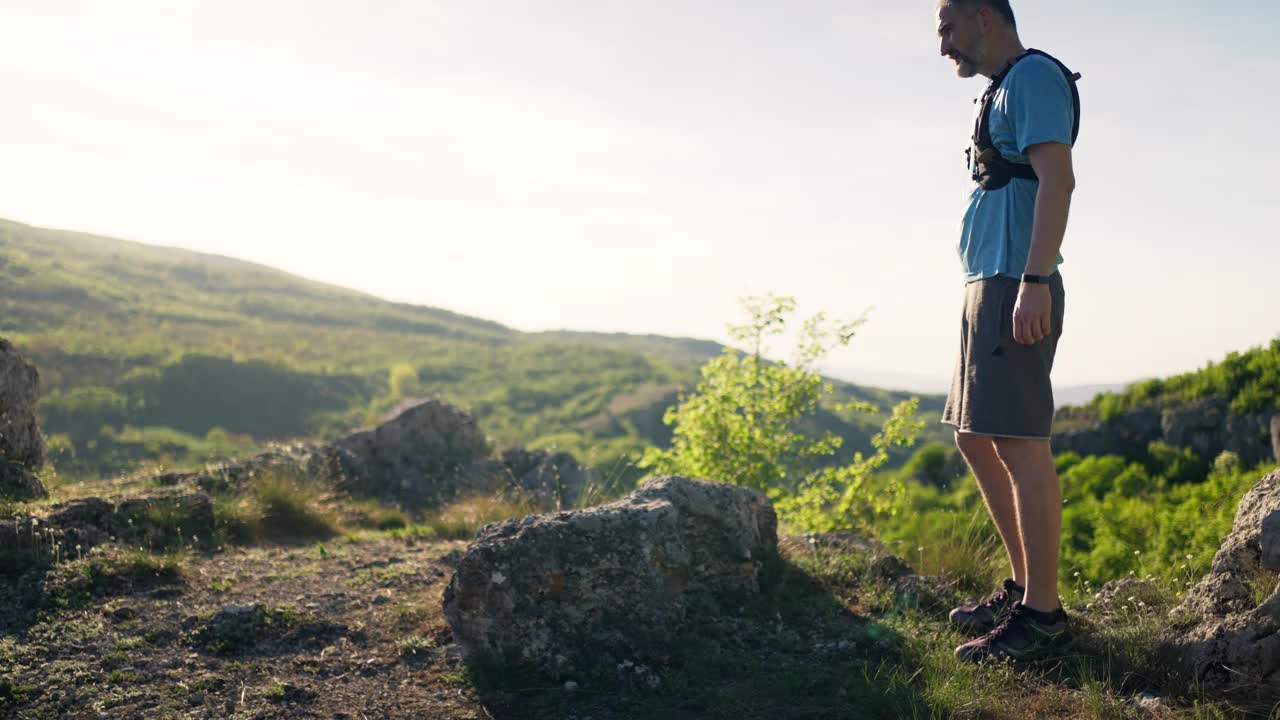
957,633,1075,664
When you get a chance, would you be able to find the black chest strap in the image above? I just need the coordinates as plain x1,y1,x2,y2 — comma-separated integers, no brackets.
968,48,1081,191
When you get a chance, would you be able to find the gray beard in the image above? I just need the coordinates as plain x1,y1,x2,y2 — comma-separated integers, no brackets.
952,53,980,78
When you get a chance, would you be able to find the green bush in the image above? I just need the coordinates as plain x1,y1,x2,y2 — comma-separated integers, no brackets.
900,442,954,488
1088,337,1280,419
1144,440,1207,485
638,294,923,533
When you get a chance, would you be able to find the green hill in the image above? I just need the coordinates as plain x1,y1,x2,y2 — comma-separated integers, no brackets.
0,218,947,482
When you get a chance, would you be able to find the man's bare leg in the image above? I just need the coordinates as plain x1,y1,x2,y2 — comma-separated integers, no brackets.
993,437,1062,612
954,431,1026,588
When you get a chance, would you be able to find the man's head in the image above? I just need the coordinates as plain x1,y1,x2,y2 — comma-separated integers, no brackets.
936,0,1019,78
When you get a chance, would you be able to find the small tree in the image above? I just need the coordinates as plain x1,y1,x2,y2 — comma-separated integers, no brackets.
638,294,923,533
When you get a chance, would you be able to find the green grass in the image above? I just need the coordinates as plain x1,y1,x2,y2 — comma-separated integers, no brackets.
213,468,339,544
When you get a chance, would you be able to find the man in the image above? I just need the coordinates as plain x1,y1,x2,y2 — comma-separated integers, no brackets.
934,0,1078,662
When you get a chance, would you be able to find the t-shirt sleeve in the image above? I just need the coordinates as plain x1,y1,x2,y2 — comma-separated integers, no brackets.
1003,57,1074,155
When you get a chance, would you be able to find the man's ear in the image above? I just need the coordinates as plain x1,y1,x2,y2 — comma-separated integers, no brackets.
974,6,993,33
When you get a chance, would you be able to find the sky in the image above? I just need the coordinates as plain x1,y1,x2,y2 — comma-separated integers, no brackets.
1,1,1277,394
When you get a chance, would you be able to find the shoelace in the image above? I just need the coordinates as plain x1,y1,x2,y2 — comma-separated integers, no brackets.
979,588,1011,611
986,602,1032,639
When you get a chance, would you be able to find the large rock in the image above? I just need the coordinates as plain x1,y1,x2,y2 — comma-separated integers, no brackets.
0,339,46,499
1160,470,1280,698
326,399,494,505
441,475,778,679
170,398,496,508
493,447,595,510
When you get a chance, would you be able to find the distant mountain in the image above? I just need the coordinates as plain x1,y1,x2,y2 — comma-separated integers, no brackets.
0,218,948,481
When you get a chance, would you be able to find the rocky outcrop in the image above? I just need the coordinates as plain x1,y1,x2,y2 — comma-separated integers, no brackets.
1052,405,1162,459
1160,470,1280,699
160,399,497,508
441,475,778,679
168,398,603,510
0,339,46,499
1053,399,1275,467
325,400,493,505
0,493,215,567
492,447,594,510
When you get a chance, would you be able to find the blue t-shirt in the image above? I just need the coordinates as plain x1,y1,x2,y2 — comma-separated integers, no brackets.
957,53,1075,283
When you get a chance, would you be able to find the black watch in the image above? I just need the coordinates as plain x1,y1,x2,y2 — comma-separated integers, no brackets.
1021,273,1051,285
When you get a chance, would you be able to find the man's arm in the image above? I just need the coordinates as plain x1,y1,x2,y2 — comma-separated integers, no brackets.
1013,141,1075,345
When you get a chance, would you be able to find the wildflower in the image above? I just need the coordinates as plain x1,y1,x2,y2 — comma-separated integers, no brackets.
1073,571,1080,577
1127,596,1136,602
1185,554,1193,560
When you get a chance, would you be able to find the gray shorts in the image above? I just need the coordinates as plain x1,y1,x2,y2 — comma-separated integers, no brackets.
941,273,1065,439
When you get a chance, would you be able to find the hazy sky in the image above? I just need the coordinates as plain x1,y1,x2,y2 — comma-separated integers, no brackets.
1,1,1277,392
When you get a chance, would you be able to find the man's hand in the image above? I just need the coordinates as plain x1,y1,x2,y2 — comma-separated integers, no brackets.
1012,282,1052,345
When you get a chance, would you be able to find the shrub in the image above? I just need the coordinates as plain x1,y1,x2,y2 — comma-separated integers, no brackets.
214,468,338,544
637,294,922,533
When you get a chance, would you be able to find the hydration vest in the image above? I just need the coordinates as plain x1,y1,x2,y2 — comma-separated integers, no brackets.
966,49,1081,191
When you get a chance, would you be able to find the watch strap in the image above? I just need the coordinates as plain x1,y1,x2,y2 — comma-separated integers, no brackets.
1021,273,1051,284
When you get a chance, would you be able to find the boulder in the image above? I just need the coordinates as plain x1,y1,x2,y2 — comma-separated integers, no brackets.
441,475,778,679
0,339,46,499
177,398,495,507
1263,511,1280,572
492,447,595,510
1160,470,1280,698
326,399,493,505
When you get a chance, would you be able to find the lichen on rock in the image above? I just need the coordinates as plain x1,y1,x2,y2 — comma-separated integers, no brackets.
0,338,46,500
1160,469,1280,700
441,474,779,680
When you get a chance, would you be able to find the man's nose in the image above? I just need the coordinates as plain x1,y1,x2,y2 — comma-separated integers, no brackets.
940,38,952,57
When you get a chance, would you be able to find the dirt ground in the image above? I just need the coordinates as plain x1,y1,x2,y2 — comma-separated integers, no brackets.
0,534,505,720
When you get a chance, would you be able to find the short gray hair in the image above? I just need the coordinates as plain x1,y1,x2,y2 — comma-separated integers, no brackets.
938,0,1017,29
